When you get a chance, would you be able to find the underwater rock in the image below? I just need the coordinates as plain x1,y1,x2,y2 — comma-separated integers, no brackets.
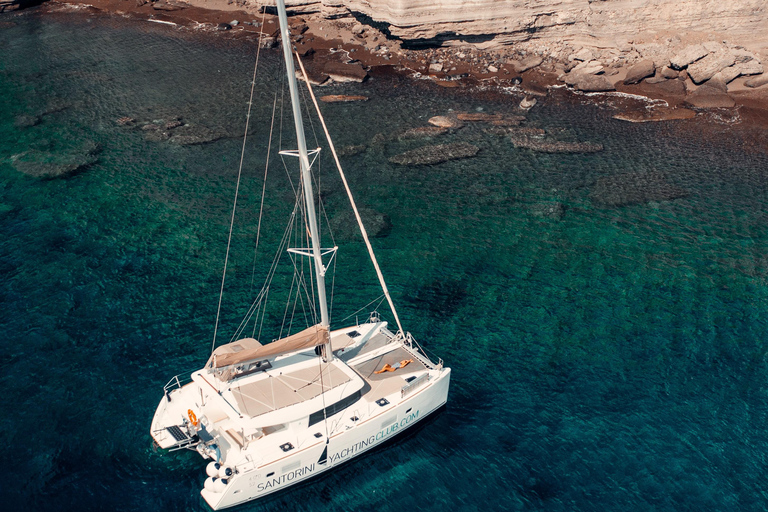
519,97,537,110
485,126,545,136
164,119,183,130
328,207,392,239
389,142,479,166
168,124,222,145
590,171,689,206
530,201,566,220
115,116,135,126
14,114,40,128
613,107,696,122
428,115,463,128
336,144,367,156
11,143,100,179
510,134,603,153
398,126,449,140
320,95,369,103
457,112,526,124
456,112,499,122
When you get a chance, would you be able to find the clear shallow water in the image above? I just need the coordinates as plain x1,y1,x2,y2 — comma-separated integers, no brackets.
2,8,768,512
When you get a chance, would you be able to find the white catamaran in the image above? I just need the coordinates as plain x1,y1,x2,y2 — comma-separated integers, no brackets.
149,1,451,508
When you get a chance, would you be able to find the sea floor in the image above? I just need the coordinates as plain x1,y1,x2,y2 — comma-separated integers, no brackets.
2,8,768,512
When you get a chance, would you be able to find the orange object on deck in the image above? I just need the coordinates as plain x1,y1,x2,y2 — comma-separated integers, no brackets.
374,359,414,374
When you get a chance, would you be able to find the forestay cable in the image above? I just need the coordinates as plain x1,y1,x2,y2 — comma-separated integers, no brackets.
294,53,405,334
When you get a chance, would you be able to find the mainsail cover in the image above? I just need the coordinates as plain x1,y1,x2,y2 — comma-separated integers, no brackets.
210,324,329,368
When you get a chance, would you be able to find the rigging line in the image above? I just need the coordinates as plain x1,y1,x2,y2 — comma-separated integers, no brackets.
340,294,387,323
255,285,270,340
235,195,302,342
329,252,337,322
211,30,265,355
249,91,279,296
295,53,406,335
232,197,301,342
288,249,319,327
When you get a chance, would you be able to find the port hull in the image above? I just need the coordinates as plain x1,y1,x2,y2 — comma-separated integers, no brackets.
202,367,450,509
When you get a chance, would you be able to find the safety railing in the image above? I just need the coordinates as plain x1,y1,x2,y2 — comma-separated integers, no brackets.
401,373,430,398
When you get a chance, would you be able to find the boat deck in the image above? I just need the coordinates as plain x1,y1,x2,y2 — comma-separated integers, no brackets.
229,361,351,418
352,345,428,402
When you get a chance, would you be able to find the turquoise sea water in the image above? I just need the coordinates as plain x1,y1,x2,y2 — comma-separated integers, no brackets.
2,7,768,511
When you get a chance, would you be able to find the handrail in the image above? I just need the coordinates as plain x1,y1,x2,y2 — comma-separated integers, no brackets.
163,373,192,395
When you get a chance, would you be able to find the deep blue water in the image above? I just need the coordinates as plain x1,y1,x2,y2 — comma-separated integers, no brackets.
2,7,768,512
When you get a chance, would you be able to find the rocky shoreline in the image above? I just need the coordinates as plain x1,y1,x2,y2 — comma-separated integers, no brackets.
5,0,768,133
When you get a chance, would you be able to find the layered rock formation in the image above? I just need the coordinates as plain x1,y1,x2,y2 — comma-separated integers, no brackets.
275,0,768,52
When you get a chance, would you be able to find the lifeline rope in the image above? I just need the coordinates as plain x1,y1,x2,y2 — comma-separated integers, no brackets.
294,53,405,335
211,11,268,354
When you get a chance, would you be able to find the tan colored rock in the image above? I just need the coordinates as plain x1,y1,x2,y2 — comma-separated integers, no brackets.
737,60,764,75
714,67,741,84
660,66,680,79
572,74,615,92
684,78,735,108
670,44,708,70
687,52,737,84
745,74,768,88
319,95,369,102
323,61,368,83
511,56,544,72
428,115,463,128
624,59,656,85
571,60,605,75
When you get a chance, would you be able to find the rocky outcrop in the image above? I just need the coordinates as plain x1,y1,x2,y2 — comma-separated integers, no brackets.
10,141,100,179
510,134,603,153
388,142,479,165
278,0,768,50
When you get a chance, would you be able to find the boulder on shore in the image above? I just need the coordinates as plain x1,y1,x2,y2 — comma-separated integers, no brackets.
389,142,479,166
624,60,656,85
322,61,368,83
670,44,708,70
745,74,768,88
687,52,737,84
684,78,735,108
567,73,615,92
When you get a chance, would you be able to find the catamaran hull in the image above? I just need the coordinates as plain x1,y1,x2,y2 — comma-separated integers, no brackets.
201,368,451,510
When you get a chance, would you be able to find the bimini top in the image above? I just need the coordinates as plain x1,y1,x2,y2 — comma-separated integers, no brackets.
208,324,329,368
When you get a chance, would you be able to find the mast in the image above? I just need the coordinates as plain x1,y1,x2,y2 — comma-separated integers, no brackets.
276,0,332,360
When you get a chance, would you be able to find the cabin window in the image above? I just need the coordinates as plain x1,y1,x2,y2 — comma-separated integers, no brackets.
308,390,362,426
347,330,361,338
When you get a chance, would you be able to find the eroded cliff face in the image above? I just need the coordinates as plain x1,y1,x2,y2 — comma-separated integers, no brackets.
273,0,768,52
